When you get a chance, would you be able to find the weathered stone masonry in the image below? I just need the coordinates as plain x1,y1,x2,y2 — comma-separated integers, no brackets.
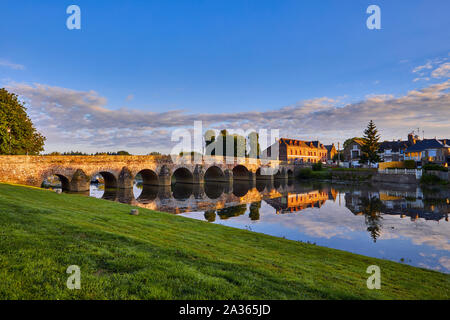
0,155,295,192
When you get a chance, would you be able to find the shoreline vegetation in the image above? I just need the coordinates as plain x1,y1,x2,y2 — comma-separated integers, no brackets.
0,183,448,299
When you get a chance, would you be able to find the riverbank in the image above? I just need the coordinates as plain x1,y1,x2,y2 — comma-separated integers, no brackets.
0,183,448,299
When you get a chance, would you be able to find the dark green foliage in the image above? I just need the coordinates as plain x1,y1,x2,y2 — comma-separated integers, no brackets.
422,164,448,172
204,210,216,222
332,153,344,161
360,120,380,164
404,160,417,169
0,88,46,154
297,168,313,179
343,137,361,150
312,162,323,171
420,174,444,185
204,129,260,158
249,201,261,221
360,197,384,243
420,174,441,184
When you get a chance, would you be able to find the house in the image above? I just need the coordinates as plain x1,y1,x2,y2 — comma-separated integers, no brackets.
324,144,337,161
404,138,450,166
378,140,411,162
264,138,328,163
378,133,419,162
343,138,365,165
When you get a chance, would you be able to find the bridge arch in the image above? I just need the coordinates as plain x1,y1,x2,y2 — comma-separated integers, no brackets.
204,181,224,199
137,169,159,186
233,181,250,197
204,166,225,182
172,167,194,184
172,183,193,199
42,173,71,191
92,171,118,189
287,169,294,179
232,165,250,181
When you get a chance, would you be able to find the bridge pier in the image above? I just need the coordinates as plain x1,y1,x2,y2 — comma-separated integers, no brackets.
69,169,90,192
274,168,289,181
158,165,172,186
248,171,256,188
223,169,233,191
118,167,134,189
193,165,205,185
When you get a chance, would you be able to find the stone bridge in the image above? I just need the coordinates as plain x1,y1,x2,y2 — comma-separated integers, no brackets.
0,155,297,192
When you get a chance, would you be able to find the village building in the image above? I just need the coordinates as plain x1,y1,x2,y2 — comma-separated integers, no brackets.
324,144,337,161
404,138,450,166
377,133,417,162
342,138,365,165
264,138,328,163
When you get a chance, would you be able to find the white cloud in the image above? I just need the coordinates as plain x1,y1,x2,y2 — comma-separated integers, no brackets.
412,56,450,82
0,59,25,70
431,62,450,78
5,80,450,154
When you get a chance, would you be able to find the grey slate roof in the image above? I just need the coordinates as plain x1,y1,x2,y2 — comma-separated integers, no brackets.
404,139,448,153
379,141,410,153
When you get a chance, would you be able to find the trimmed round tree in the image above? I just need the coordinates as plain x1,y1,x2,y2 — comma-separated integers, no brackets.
0,88,45,155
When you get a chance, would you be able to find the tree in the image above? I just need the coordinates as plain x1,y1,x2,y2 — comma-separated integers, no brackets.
0,88,45,154
332,153,344,162
248,132,260,159
343,137,360,150
361,196,384,242
360,120,380,164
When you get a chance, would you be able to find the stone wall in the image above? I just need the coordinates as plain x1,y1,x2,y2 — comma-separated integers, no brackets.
0,155,289,192
372,173,418,184
331,169,419,184
331,169,375,182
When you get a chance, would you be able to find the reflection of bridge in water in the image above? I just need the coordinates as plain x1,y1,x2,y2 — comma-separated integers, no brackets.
87,181,450,223
95,179,302,214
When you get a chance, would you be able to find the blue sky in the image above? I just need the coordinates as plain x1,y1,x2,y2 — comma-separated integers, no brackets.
1,0,449,153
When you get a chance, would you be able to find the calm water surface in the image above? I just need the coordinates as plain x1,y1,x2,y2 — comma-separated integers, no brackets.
85,180,450,273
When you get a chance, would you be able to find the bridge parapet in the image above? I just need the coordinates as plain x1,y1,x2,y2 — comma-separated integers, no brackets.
0,155,294,192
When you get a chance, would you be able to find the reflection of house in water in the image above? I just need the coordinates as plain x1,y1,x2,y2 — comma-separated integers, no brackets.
265,189,337,214
345,190,449,222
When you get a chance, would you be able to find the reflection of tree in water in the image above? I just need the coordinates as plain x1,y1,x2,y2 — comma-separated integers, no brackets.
361,196,384,242
249,201,261,221
204,210,216,222
217,204,247,220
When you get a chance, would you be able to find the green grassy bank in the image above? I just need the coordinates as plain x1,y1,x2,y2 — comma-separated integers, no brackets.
0,183,448,299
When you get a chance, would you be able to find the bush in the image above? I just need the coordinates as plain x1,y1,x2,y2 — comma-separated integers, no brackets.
422,164,448,172
312,162,323,171
420,173,442,185
404,160,416,169
297,168,313,179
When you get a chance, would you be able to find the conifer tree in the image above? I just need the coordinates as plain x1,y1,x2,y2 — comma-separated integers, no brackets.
360,120,380,164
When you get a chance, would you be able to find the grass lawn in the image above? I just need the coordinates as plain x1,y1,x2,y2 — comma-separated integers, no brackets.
0,183,448,299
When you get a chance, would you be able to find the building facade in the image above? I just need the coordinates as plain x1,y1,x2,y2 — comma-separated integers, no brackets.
265,138,328,163
343,138,365,165
324,144,337,161
404,138,450,166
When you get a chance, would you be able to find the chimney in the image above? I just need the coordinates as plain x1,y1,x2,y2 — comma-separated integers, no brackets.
408,133,416,145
